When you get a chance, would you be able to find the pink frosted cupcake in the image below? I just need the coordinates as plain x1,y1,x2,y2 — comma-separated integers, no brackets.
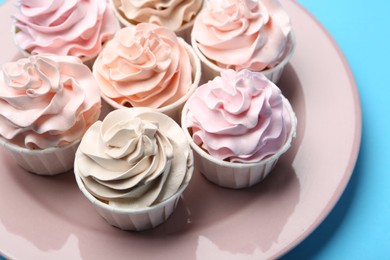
191,0,295,83
74,108,193,231
110,0,203,43
0,55,101,175
182,69,296,189
13,0,119,67
93,23,201,123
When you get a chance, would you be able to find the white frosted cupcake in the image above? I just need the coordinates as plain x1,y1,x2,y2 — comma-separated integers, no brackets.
182,69,296,189
74,108,193,231
191,0,295,83
0,55,101,175
13,0,119,67
110,0,203,43
93,23,201,123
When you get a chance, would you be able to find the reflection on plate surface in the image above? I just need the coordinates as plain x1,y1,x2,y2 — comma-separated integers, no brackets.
0,0,361,259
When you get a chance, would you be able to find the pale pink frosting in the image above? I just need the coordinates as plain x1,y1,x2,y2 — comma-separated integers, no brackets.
186,69,292,163
113,0,203,31
93,23,193,109
192,0,291,71
0,55,101,149
13,0,119,60
75,108,192,209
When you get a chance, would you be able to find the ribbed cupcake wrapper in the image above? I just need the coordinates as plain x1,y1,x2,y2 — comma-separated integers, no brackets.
191,32,296,84
74,151,194,231
193,149,280,189
181,98,297,189
91,191,182,231
0,139,79,175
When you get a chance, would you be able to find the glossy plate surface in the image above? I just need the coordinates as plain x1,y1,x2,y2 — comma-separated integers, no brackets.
0,1,361,259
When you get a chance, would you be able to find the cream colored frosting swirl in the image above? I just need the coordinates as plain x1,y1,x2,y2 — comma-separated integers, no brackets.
113,0,203,31
186,69,292,163
0,55,101,149
93,23,193,108
13,0,119,60
192,0,291,70
75,108,192,209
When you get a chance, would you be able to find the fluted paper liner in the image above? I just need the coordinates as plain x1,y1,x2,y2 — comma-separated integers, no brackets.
0,139,79,175
100,37,201,124
191,32,296,84
181,98,297,189
74,151,194,231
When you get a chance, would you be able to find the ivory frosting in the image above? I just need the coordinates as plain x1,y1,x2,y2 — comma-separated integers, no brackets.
75,108,192,209
112,0,202,31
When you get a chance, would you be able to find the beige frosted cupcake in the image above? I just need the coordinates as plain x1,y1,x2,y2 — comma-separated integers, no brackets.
0,55,101,175
74,108,194,231
191,0,295,83
182,69,296,189
12,0,119,67
110,0,203,43
93,23,201,124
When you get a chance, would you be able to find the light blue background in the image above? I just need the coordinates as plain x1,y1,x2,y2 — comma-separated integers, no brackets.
282,0,390,259
1,0,390,259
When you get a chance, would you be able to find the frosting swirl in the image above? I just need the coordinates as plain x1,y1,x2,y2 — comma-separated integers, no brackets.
93,23,193,109
13,0,119,60
186,69,292,163
112,0,203,31
192,0,291,70
0,55,101,149
75,108,192,209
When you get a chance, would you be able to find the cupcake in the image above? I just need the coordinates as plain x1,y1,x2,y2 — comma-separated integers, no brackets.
13,0,119,67
110,0,203,43
0,55,101,175
93,23,201,123
74,108,194,231
182,69,297,189
191,0,295,83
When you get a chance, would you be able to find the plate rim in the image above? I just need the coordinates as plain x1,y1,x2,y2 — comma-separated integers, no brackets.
276,0,362,257
0,0,362,259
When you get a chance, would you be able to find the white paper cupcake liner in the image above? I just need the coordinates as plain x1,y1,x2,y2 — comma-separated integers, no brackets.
191,31,296,84
74,151,194,231
0,139,79,175
100,37,201,125
109,0,202,43
181,98,297,189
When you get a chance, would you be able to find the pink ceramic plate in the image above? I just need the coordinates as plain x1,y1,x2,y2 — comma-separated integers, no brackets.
0,1,361,259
